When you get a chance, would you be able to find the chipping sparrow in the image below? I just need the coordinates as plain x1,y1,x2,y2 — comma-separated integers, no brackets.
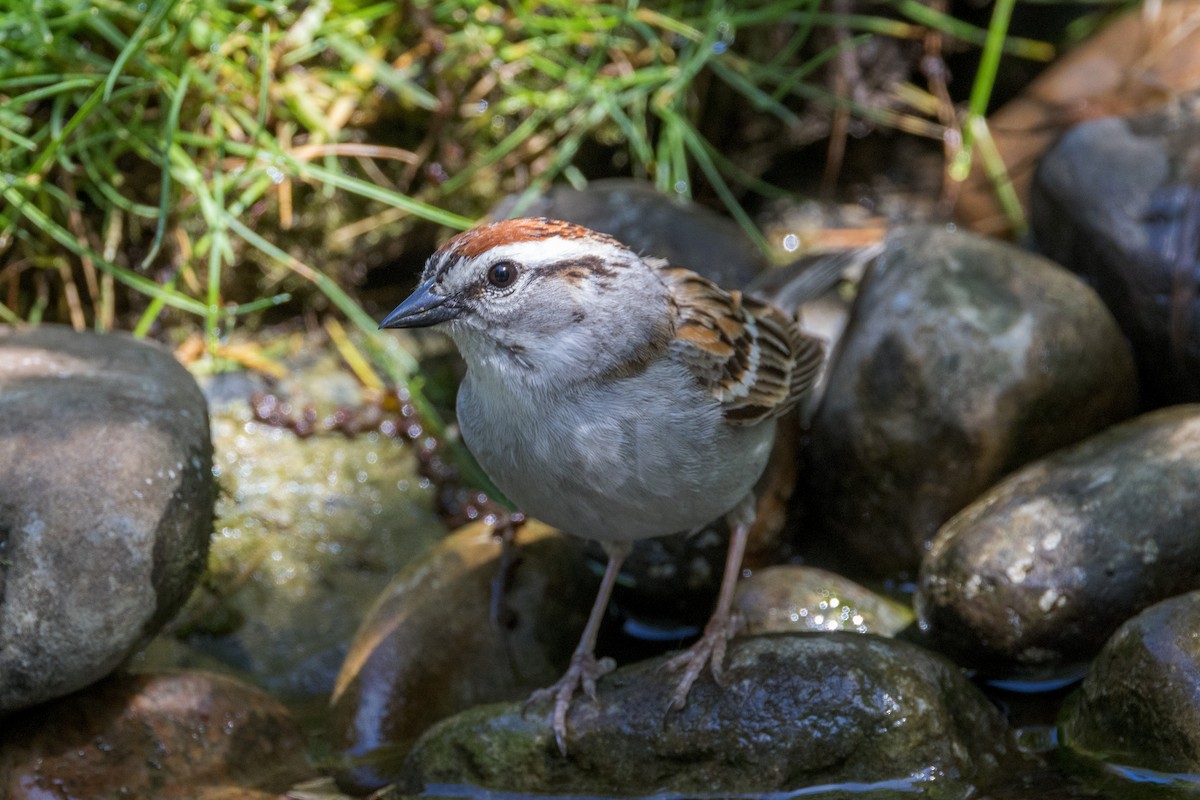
381,217,825,754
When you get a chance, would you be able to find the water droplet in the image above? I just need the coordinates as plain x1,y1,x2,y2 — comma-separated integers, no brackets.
782,233,799,252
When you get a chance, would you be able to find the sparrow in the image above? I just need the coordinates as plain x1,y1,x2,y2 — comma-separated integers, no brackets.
381,217,824,754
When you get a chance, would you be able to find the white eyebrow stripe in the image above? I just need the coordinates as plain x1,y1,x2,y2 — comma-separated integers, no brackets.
466,236,627,267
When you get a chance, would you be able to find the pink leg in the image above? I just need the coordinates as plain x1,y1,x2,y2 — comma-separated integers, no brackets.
664,502,752,710
526,539,631,755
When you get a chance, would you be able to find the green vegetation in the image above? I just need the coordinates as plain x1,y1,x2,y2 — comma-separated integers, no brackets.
2,0,469,377
1,0,1069,347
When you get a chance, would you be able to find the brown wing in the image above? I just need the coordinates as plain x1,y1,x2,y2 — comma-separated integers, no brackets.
659,265,825,425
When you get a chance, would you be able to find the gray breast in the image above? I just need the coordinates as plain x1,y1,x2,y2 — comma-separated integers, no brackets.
456,359,776,543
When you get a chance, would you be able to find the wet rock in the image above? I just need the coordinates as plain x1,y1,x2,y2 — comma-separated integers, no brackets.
398,633,1013,797
0,670,314,799
177,791,291,800
805,225,1137,576
1061,591,1200,774
329,520,596,794
492,178,766,288
177,791,288,800
1032,94,1200,405
0,326,214,713
734,565,913,636
139,339,445,702
917,405,1200,675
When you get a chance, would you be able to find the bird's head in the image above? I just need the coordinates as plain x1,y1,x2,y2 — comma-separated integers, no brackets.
381,218,673,387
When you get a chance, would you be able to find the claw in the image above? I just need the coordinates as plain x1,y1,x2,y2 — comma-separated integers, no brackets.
527,650,616,755
709,634,728,685
582,655,614,701
664,609,741,712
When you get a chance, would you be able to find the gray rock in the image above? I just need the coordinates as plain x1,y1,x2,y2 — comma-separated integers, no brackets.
398,633,1013,798
0,326,214,712
805,225,1137,575
1061,590,1200,774
917,405,1200,674
492,178,766,288
1031,94,1200,405
330,520,596,794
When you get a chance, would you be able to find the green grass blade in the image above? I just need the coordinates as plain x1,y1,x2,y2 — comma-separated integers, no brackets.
438,110,550,197
669,110,769,253
2,181,207,315
29,81,106,177
224,213,417,373
228,293,293,315
140,65,191,268
0,301,21,325
104,0,183,100
954,0,1018,180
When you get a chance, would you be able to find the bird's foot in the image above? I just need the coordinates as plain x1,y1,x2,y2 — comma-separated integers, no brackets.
525,649,616,755
663,610,742,712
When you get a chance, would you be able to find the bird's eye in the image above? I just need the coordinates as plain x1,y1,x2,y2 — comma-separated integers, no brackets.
487,260,518,288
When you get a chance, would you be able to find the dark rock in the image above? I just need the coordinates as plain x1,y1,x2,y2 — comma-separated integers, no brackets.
0,326,214,712
329,520,596,794
492,178,766,288
805,225,1137,576
1061,591,1200,774
734,565,913,636
1031,95,1200,405
917,405,1200,675
0,670,314,799
398,633,1013,797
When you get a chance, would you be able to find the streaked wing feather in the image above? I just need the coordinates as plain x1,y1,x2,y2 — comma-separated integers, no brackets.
659,265,824,425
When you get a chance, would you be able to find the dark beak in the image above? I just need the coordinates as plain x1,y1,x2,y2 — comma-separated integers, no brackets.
379,282,461,329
